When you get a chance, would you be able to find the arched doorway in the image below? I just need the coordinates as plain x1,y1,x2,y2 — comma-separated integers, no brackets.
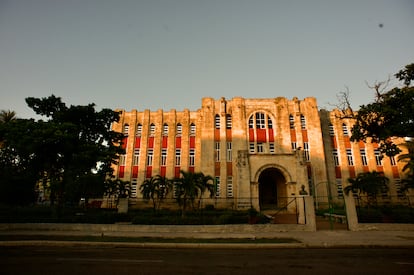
258,168,286,210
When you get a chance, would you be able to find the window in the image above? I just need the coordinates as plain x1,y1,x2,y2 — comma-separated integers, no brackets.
333,149,340,166
360,149,368,166
329,124,334,136
150,123,155,137
291,142,297,150
189,149,195,166
303,142,310,161
395,179,405,198
248,116,254,129
146,149,153,166
133,149,140,165
161,149,167,166
257,142,264,153
123,124,129,135
119,154,126,166
289,115,294,129
269,143,275,153
176,123,182,136
256,112,265,129
226,115,232,129
342,123,348,136
249,142,255,153
390,156,397,166
215,142,220,162
226,142,232,162
267,116,273,129
374,149,382,166
163,124,169,136
190,123,196,136
131,179,137,198
215,176,220,197
336,179,344,198
215,115,220,129
300,115,306,129
136,124,142,136
227,176,233,198
175,149,181,166
346,149,354,166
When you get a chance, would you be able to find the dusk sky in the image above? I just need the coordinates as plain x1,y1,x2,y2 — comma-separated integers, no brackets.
1,0,413,118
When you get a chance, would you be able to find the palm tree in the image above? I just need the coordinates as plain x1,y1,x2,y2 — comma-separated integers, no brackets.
0,110,17,124
398,141,414,192
344,171,389,205
194,172,215,209
140,175,172,211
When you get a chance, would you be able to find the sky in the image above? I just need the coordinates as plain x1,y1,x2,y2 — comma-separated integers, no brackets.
1,0,413,119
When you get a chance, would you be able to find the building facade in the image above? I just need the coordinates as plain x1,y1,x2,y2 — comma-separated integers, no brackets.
111,96,409,211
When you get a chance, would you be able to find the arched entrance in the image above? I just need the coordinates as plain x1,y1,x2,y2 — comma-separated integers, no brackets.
258,167,286,210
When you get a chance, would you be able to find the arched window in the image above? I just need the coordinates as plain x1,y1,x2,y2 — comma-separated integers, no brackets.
123,124,129,135
215,114,220,129
300,115,306,129
329,124,335,136
248,112,273,129
176,123,182,136
255,113,265,129
136,124,142,136
267,116,273,129
342,123,348,136
289,115,294,129
190,123,196,136
149,123,156,137
226,115,232,129
163,123,169,136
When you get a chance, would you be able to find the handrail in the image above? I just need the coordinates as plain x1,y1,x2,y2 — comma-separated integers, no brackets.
269,197,297,217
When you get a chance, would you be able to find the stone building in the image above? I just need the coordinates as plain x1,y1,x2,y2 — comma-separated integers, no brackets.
111,96,409,211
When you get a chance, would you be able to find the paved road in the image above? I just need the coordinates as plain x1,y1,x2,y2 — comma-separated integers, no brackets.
1,246,414,275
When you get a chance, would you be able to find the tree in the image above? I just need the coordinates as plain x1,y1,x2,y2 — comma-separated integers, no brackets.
140,175,172,211
0,95,125,206
344,171,389,205
349,64,414,158
174,170,215,216
398,141,414,192
0,110,16,124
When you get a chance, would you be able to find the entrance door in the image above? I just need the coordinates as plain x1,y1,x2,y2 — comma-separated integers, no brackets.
258,168,286,210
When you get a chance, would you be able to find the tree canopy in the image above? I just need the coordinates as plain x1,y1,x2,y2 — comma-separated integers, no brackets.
0,95,125,206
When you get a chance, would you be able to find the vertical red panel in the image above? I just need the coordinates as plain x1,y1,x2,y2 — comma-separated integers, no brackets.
226,129,232,141
189,167,195,173
290,129,296,142
175,137,181,148
392,166,399,178
344,137,351,148
215,163,220,176
122,137,128,149
349,166,356,178
363,166,370,173
249,129,255,142
135,137,141,148
227,163,232,176
256,129,266,142
335,167,342,178
119,166,125,178
358,141,365,148
214,129,220,141
160,166,166,177
174,167,181,178
301,130,308,142
132,166,138,178
148,137,154,148
190,136,195,148
162,136,168,148
268,129,274,142
146,166,152,178
376,166,384,173
331,137,337,148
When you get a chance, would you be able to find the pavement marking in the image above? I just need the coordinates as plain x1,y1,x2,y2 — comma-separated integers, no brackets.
56,258,163,263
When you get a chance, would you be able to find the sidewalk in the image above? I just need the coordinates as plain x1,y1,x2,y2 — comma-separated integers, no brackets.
1,223,414,248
